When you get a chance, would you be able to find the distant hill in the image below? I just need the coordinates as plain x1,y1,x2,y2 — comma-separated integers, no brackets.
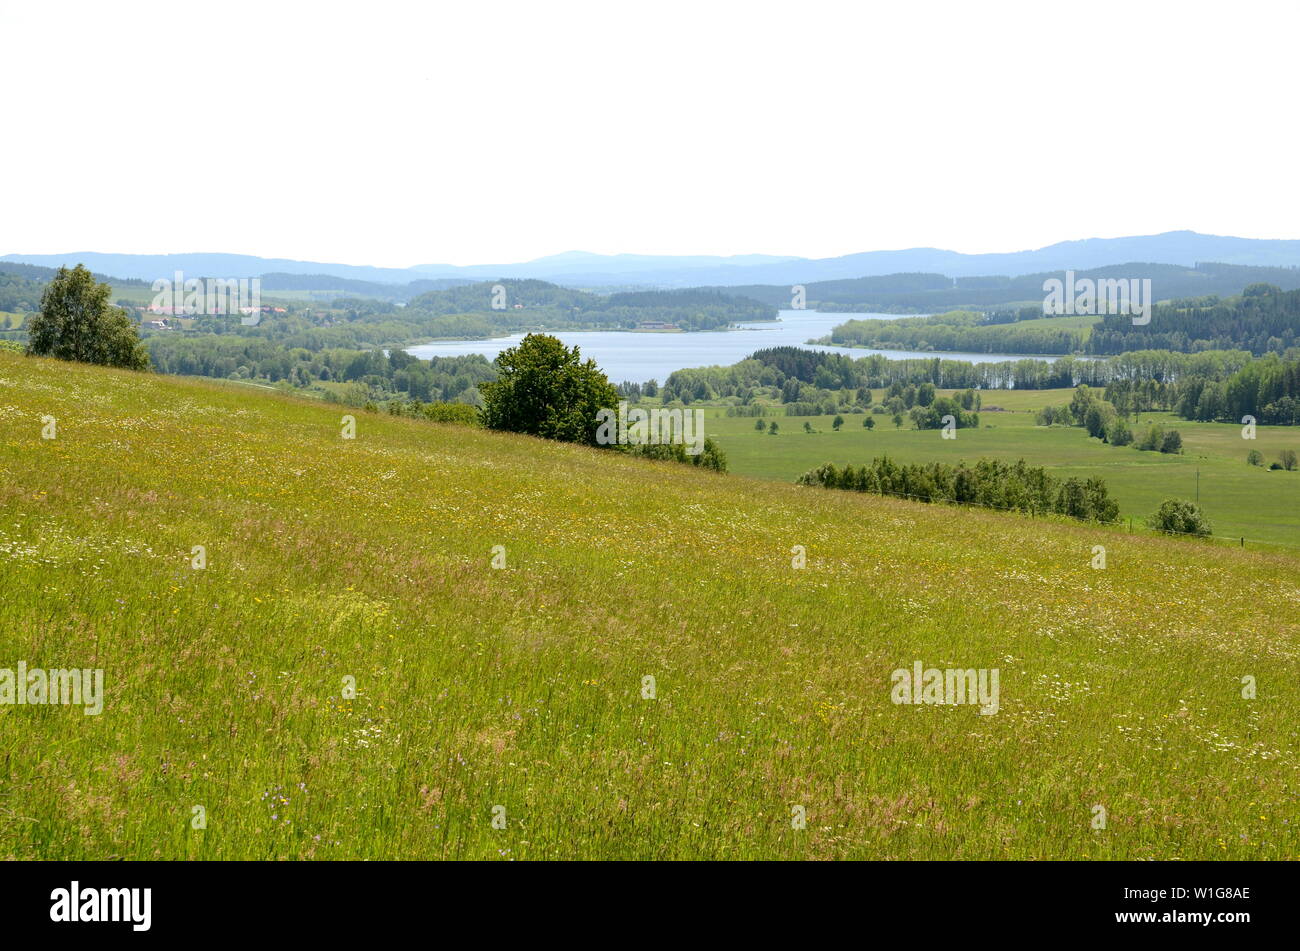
0,252,420,285
7,231,1300,288
258,273,474,301
717,262,1300,313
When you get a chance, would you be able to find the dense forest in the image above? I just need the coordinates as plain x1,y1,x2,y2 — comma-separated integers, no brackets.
1102,353,1300,424
720,262,1300,313
819,282,1300,358
826,309,1088,355
1086,283,1300,355
404,279,774,331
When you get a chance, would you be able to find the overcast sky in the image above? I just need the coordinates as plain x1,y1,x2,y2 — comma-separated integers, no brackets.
3,0,1296,266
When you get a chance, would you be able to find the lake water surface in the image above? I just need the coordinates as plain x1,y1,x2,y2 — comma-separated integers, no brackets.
405,310,1067,383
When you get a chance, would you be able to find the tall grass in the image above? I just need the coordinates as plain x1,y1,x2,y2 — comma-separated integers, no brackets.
0,352,1296,859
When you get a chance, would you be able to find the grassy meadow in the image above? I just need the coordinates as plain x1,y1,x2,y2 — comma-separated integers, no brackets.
1,351,1298,860
705,389,1300,548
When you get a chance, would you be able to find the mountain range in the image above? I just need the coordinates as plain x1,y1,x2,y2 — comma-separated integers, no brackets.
5,231,1300,289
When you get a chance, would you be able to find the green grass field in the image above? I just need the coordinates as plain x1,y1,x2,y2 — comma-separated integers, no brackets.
1,353,1298,860
705,389,1300,548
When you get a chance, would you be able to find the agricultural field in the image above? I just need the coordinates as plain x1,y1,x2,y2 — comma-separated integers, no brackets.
1,351,1298,860
704,389,1300,548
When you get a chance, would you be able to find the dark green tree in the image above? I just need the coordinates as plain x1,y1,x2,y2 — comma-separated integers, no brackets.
26,265,149,370
479,334,619,446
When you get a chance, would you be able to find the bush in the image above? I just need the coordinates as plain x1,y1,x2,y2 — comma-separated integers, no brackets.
1105,420,1133,446
629,436,727,473
422,402,481,425
1247,449,1263,466
1148,499,1212,537
693,437,727,473
910,396,978,431
1136,423,1183,453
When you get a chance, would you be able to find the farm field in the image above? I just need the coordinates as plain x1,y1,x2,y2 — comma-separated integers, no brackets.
704,389,1300,548
1,351,1298,860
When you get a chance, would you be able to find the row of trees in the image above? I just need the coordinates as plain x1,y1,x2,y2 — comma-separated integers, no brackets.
797,456,1120,522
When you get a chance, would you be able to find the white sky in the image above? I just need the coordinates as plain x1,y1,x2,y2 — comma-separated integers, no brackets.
2,0,1297,267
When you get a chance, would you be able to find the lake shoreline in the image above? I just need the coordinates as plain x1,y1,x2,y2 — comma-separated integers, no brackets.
404,311,1073,382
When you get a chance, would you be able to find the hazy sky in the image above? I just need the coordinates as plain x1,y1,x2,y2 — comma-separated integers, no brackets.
3,0,1296,266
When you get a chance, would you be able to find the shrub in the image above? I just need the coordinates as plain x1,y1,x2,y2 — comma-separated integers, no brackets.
422,402,481,426
1105,420,1133,446
1148,499,1212,537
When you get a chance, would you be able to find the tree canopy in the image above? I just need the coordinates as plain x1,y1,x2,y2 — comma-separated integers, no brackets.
26,265,149,370
479,333,620,446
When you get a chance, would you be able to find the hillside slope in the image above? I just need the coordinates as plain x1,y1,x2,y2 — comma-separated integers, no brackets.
0,352,1297,859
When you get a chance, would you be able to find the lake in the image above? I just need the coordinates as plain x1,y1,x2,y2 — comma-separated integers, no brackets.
405,310,1071,383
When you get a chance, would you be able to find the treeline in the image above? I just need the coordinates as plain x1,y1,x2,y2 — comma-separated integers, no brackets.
146,334,494,403
1087,284,1300,356
0,271,44,314
1104,353,1300,424
666,346,1266,408
405,279,775,332
716,262,1300,313
797,456,1119,522
659,345,1300,428
826,310,1087,355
